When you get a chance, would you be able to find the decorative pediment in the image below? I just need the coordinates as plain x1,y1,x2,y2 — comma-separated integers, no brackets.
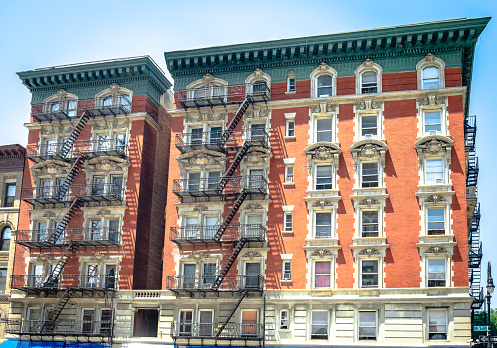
97,209,112,216
415,135,453,165
424,246,448,255
310,102,337,114
177,150,226,168
358,198,381,207
350,139,388,168
305,142,341,169
245,107,270,119
31,160,70,179
184,110,227,124
185,251,209,260
35,255,55,263
91,253,110,262
354,98,383,112
417,93,446,106
43,211,57,218
311,200,334,209
86,157,129,172
242,251,262,259
310,249,334,258
41,124,73,136
358,248,381,257
193,205,208,212
425,195,446,204
243,203,264,212
92,118,130,131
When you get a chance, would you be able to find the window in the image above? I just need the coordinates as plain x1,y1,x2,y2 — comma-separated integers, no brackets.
182,264,196,289
280,310,289,330
4,183,15,207
285,165,294,183
361,115,378,139
179,310,193,336
427,310,447,340
47,99,77,117
422,67,440,89
361,211,379,237
310,311,328,339
361,72,378,94
209,126,222,143
315,165,332,190
247,169,264,190
244,262,261,288
427,208,445,235
427,259,446,287
100,309,113,335
82,309,96,334
0,268,7,294
287,75,296,92
27,307,41,333
241,310,258,336
86,264,98,287
202,263,216,288
286,120,295,137
207,171,220,190
361,163,378,188
425,159,444,184
284,213,293,232
101,94,131,113
360,260,379,288
317,75,333,97
282,261,291,281
199,310,213,336
314,261,331,288
1,227,11,251
359,311,377,340
424,111,442,135
315,212,332,238
316,118,333,142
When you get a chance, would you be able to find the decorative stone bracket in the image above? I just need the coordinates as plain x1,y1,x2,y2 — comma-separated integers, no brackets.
354,98,383,113
350,139,388,168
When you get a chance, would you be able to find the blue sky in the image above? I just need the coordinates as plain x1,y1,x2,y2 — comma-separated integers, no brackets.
1,0,496,293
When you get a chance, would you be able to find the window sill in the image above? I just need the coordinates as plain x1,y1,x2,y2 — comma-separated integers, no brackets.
284,136,296,140
285,91,296,95
280,279,292,283
283,182,295,187
279,329,291,332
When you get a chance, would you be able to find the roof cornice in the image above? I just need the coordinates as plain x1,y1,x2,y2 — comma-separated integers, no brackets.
17,56,172,94
164,17,490,76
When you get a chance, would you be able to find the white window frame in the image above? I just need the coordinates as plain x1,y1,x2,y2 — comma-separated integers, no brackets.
282,260,292,281
359,258,381,289
427,309,448,340
360,161,380,188
355,59,382,94
286,74,296,93
310,64,337,98
315,116,334,143
312,259,333,289
178,309,194,336
423,110,443,136
360,114,379,140
425,206,447,236
426,257,448,288
280,309,289,330
424,158,446,185
314,164,334,191
313,210,333,239
360,209,380,238
358,310,378,341
284,212,293,232
310,310,329,340
416,54,445,90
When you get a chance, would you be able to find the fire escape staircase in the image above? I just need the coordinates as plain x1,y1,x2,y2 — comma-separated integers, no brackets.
216,290,249,337
60,111,91,158
469,204,483,309
40,288,77,333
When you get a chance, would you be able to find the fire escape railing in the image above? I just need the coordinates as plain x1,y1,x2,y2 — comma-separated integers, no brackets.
6,319,113,337
11,275,117,291
170,223,266,245
166,274,264,293
16,228,121,248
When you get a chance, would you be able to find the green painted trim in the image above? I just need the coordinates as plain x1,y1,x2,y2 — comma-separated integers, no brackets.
17,56,172,105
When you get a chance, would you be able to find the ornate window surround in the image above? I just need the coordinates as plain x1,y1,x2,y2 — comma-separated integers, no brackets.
95,83,133,107
178,150,226,181
83,208,124,244
419,249,452,288
245,68,271,96
304,143,341,202
43,89,78,114
354,250,384,289
416,53,445,90
79,254,121,289
353,98,384,142
309,102,339,144
310,63,337,98
355,59,383,94
416,93,448,138
84,157,129,189
308,250,336,290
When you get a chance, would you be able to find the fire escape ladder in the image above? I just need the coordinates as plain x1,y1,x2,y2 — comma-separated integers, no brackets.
212,239,247,290
57,153,88,200
43,241,78,287
218,98,251,147
218,142,252,191
40,288,76,333
216,290,249,337
47,198,83,244
214,190,249,241
60,111,92,157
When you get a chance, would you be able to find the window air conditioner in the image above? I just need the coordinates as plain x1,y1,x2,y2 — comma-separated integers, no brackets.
365,134,373,139
435,178,443,184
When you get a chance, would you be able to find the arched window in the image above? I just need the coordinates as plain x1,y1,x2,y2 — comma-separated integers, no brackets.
44,90,78,118
1,226,11,251
310,63,337,98
355,59,382,94
416,54,445,90
96,84,133,114
361,72,378,93
317,75,333,97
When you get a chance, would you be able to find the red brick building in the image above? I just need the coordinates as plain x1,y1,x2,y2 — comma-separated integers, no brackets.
161,17,488,346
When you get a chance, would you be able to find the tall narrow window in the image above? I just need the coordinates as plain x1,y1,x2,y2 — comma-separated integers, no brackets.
280,310,289,330
316,118,333,142
209,126,222,143
284,213,293,232
316,165,332,190
427,208,445,235
427,259,446,287
287,75,296,92
314,261,331,288
317,75,333,97
202,263,216,288
1,227,11,251
422,67,440,89
424,111,442,135
315,212,332,238
360,260,379,288
4,183,16,207
182,264,196,289
310,311,329,339
82,309,95,333
282,261,291,280
359,311,377,340
361,72,378,94
286,120,295,137
426,159,444,184
179,310,193,336
361,211,379,237
0,269,7,294
190,128,203,146
362,163,379,188
427,310,447,340
285,165,294,183
361,116,378,138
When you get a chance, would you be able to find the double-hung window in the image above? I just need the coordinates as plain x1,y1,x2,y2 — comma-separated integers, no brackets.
310,311,329,339
361,115,378,139
361,211,379,237
315,212,332,238
282,261,291,281
285,165,294,183
424,111,442,135
315,165,332,190
317,75,333,97
286,120,295,137
360,260,379,288
359,311,377,340
427,310,447,340
427,208,445,235
362,163,379,188
287,75,296,92
361,72,378,94
316,118,333,142
314,261,331,288
280,310,289,330
4,183,16,207
179,310,193,336
422,67,440,89
427,259,446,287
426,159,444,184
284,213,293,232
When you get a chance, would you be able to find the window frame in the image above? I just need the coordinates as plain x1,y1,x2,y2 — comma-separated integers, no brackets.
355,59,382,95
315,117,334,143
280,310,289,330
282,261,292,281
426,207,446,236
427,309,448,340
359,258,380,289
284,212,293,232
310,63,337,98
310,310,329,340
284,164,294,184
313,259,332,289
314,164,333,190
427,257,448,287
416,54,445,90
4,183,16,207
424,158,446,185
314,211,333,239
0,226,11,252
360,114,379,140
360,209,380,238
360,161,379,188
358,310,378,341
287,74,296,93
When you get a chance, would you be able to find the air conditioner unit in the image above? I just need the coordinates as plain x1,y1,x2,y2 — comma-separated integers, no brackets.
365,134,373,139
435,178,443,184
429,130,438,135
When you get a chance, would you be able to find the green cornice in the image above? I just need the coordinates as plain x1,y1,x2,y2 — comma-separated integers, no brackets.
165,18,489,76
17,56,172,105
